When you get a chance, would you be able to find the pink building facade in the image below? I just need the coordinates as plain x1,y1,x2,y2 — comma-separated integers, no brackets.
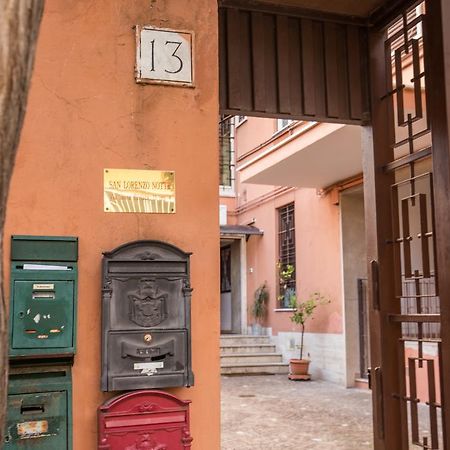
219,58,439,394
218,10,441,418
220,116,367,386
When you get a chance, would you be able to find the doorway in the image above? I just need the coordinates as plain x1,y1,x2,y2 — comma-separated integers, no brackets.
340,185,368,387
218,0,450,448
220,237,247,334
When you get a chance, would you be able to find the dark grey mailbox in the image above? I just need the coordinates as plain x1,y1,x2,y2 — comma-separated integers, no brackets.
101,240,194,391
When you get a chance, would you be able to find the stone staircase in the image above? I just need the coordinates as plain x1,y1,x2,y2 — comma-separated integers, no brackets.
220,334,289,375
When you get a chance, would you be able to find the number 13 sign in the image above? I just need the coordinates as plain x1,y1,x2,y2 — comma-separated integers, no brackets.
136,26,194,87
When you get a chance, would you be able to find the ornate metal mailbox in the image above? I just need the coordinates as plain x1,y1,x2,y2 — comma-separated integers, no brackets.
9,235,78,359
98,390,193,450
4,365,72,450
101,240,194,391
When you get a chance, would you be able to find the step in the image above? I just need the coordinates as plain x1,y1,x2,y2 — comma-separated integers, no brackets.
220,335,271,346
220,344,277,354
354,378,369,390
221,362,289,375
220,353,283,365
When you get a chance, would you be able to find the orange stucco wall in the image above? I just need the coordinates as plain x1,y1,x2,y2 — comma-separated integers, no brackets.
4,1,220,449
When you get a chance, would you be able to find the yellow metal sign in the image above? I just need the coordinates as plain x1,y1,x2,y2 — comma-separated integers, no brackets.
104,169,175,214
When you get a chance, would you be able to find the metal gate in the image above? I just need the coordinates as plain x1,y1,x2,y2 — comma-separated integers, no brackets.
219,0,450,447
366,1,449,448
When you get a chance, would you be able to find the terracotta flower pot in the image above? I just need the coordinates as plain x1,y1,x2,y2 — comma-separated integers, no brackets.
288,358,311,381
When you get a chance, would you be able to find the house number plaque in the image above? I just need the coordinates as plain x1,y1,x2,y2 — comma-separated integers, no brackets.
136,26,194,86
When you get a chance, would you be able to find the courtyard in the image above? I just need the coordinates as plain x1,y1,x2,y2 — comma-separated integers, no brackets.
221,375,373,450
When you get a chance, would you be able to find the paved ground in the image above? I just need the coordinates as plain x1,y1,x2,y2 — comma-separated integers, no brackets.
221,375,373,450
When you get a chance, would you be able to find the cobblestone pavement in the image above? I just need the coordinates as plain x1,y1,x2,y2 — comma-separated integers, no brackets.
221,375,373,450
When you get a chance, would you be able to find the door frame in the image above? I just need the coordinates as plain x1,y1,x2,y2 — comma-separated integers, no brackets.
220,235,248,334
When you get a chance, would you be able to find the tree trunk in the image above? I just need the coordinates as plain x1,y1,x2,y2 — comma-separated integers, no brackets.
300,324,305,360
0,0,44,441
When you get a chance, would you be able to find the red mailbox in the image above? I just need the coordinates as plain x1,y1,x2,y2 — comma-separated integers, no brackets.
98,390,193,450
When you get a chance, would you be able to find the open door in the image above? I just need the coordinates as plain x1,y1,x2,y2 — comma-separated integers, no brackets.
220,245,233,333
365,2,450,448
219,0,450,447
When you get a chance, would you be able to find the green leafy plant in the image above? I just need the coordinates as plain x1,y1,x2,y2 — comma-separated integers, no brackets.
289,292,330,360
277,262,295,307
251,282,269,324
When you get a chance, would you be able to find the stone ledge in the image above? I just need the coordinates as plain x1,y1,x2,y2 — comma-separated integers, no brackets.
273,308,295,312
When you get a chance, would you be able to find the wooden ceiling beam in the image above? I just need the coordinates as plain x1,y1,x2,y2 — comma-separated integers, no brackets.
219,0,368,26
220,0,421,29
369,0,422,28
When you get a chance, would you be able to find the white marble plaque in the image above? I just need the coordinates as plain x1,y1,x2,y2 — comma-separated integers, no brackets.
136,26,193,86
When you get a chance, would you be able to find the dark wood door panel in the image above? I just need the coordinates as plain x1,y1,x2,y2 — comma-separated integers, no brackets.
219,5,369,124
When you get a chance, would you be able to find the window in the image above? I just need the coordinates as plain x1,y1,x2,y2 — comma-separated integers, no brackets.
278,203,296,308
276,118,293,132
219,115,235,195
236,115,246,126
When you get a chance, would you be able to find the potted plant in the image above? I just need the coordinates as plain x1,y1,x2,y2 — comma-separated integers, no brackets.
251,282,269,335
288,292,330,381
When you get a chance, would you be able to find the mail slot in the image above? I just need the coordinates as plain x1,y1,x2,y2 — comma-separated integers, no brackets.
98,390,193,450
9,235,78,359
101,240,194,391
4,365,72,450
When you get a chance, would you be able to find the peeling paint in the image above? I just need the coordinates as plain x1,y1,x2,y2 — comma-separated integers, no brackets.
33,314,41,323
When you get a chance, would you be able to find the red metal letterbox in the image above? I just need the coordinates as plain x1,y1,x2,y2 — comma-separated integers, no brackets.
98,390,193,450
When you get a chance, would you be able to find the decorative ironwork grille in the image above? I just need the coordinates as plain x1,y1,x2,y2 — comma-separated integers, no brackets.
359,276,439,382
219,115,235,189
278,203,296,308
381,3,442,447
401,278,440,340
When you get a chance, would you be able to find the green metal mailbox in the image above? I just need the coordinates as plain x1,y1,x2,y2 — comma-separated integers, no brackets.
4,365,72,450
9,236,78,359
